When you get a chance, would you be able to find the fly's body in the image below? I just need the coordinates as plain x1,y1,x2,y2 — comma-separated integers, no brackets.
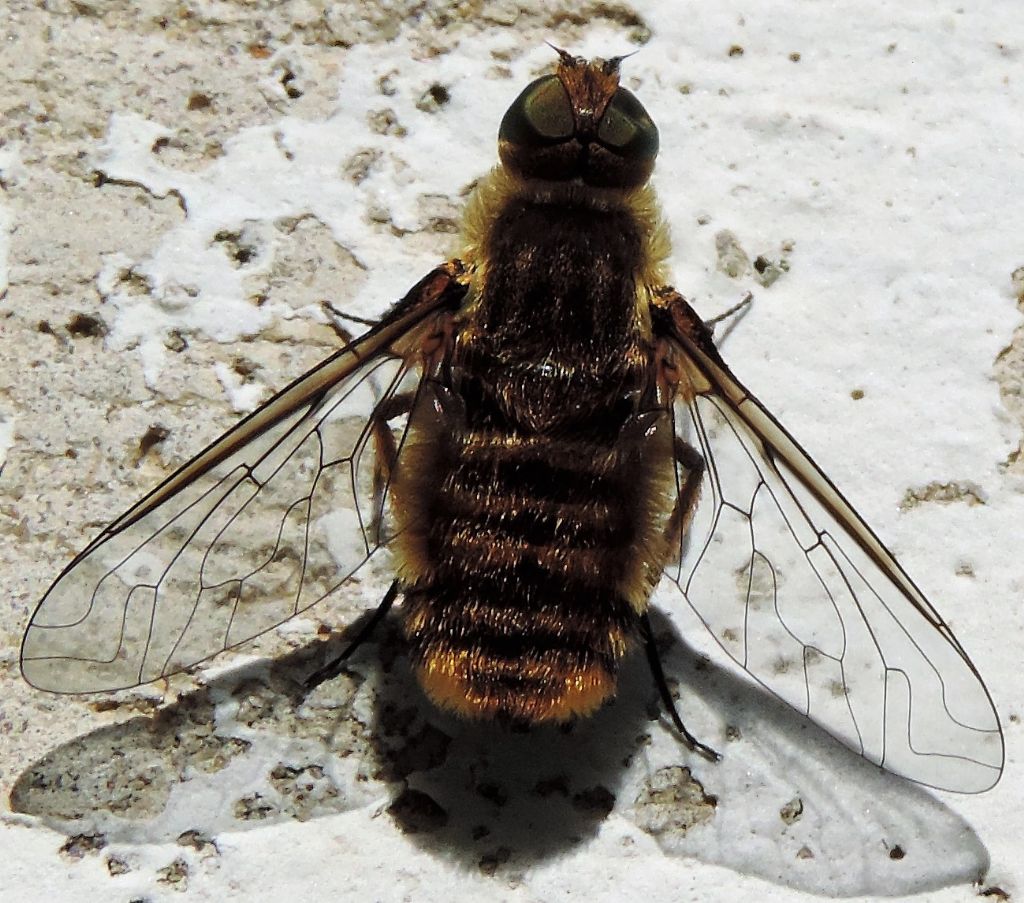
21,51,1005,795
386,56,687,722
395,173,675,722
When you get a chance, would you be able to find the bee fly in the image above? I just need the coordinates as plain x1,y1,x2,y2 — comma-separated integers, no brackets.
22,50,1004,792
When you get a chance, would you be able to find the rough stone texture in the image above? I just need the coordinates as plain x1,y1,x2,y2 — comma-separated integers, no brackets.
1,1,1021,900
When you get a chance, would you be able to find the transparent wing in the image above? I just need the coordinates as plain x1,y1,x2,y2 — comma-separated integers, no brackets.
661,302,1004,793
21,274,460,694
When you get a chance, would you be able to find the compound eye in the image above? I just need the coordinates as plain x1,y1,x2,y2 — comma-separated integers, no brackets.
499,76,575,146
596,87,659,158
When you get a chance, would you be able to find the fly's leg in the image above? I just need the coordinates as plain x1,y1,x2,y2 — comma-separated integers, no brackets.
306,391,417,689
703,291,753,334
304,581,400,690
663,436,704,557
307,299,459,689
649,436,721,761
368,390,416,539
641,612,721,762
319,299,380,341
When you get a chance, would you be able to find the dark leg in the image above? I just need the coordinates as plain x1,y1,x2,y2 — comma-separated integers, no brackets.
319,299,381,341
640,613,721,762
650,437,718,761
304,580,400,690
663,436,705,553
369,391,416,492
704,291,753,341
367,391,417,543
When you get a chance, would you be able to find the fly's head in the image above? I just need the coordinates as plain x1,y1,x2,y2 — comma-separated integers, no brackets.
498,49,660,190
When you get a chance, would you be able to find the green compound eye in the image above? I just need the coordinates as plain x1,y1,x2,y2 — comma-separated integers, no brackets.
499,76,574,145
497,73,660,188
597,87,659,158
596,103,637,148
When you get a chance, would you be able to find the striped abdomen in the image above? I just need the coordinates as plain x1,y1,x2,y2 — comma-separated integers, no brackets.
388,188,675,722
390,381,676,723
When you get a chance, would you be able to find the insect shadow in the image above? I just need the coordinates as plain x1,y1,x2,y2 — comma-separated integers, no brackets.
10,606,988,895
